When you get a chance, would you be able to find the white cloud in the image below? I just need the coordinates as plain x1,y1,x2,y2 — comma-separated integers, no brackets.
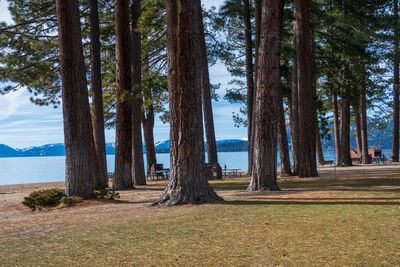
0,0,12,24
0,126,62,133
0,118,62,129
0,89,26,121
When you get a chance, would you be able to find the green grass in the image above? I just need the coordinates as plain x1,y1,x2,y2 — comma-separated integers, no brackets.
1,203,399,266
1,178,400,266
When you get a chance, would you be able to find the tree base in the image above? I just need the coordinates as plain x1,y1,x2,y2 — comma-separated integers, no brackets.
247,182,281,192
151,184,224,206
279,171,293,178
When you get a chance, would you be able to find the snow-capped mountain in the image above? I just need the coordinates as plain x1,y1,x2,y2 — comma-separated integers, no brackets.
0,139,249,158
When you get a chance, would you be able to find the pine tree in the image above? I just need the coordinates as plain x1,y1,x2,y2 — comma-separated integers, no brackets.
248,0,284,191
296,0,318,177
56,0,96,197
113,0,133,190
152,0,222,205
131,0,146,185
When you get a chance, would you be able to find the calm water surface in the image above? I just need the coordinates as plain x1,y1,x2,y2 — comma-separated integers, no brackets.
0,150,390,185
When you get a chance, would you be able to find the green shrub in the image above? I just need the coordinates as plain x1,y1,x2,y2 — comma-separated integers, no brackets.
22,189,65,211
22,187,119,211
91,188,120,200
60,196,74,205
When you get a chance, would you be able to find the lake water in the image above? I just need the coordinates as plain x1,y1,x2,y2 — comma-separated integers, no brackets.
0,150,391,185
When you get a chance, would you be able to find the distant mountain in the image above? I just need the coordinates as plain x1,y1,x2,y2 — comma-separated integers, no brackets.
20,143,65,157
0,144,21,157
0,139,247,158
154,140,170,153
0,118,396,158
215,139,248,152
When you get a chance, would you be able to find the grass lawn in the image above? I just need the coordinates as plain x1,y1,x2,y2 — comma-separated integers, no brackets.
1,177,400,266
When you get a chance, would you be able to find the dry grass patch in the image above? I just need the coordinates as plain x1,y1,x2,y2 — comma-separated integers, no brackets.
1,175,400,266
1,200,399,266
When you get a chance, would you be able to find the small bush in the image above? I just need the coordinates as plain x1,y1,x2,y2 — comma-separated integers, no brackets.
22,189,65,211
60,196,74,205
91,188,120,200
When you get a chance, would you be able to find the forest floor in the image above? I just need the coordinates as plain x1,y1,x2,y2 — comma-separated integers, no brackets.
1,164,400,266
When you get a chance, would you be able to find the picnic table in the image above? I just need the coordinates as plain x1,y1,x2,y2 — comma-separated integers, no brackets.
373,156,391,165
148,164,170,180
154,168,170,180
223,168,241,178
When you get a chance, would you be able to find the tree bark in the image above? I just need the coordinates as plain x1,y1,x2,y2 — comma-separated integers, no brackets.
354,110,362,155
339,86,352,166
278,96,292,177
295,0,318,177
248,0,284,191
131,0,146,185
142,104,156,174
290,17,299,176
56,0,95,197
244,0,255,174
198,2,218,164
89,0,107,189
152,0,222,205
393,0,399,162
360,65,369,164
315,113,324,165
248,0,261,176
332,92,341,165
113,0,133,190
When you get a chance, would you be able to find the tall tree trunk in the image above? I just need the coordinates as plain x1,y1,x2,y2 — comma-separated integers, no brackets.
141,104,156,174
354,110,362,155
131,0,146,185
360,65,369,164
339,86,352,166
290,17,299,176
248,0,284,191
310,26,318,170
244,0,255,174
89,0,107,189
278,96,292,177
248,0,261,176
113,0,133,190
56,0,95,197
393,0,399,162
295,0,318,177
198,3,218,164
315,113,324,164
152,0,222,205
332,92,341,165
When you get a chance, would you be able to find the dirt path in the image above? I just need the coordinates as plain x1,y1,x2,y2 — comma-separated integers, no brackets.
1,164,399,239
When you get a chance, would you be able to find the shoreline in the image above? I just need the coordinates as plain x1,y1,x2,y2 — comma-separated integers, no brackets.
1,162,398,187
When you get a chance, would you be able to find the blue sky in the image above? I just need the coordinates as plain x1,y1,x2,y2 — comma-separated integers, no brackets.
0,0,248,148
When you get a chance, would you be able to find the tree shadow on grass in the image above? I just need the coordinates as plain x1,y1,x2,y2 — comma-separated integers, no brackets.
132,187,165,192
221,199,400,206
